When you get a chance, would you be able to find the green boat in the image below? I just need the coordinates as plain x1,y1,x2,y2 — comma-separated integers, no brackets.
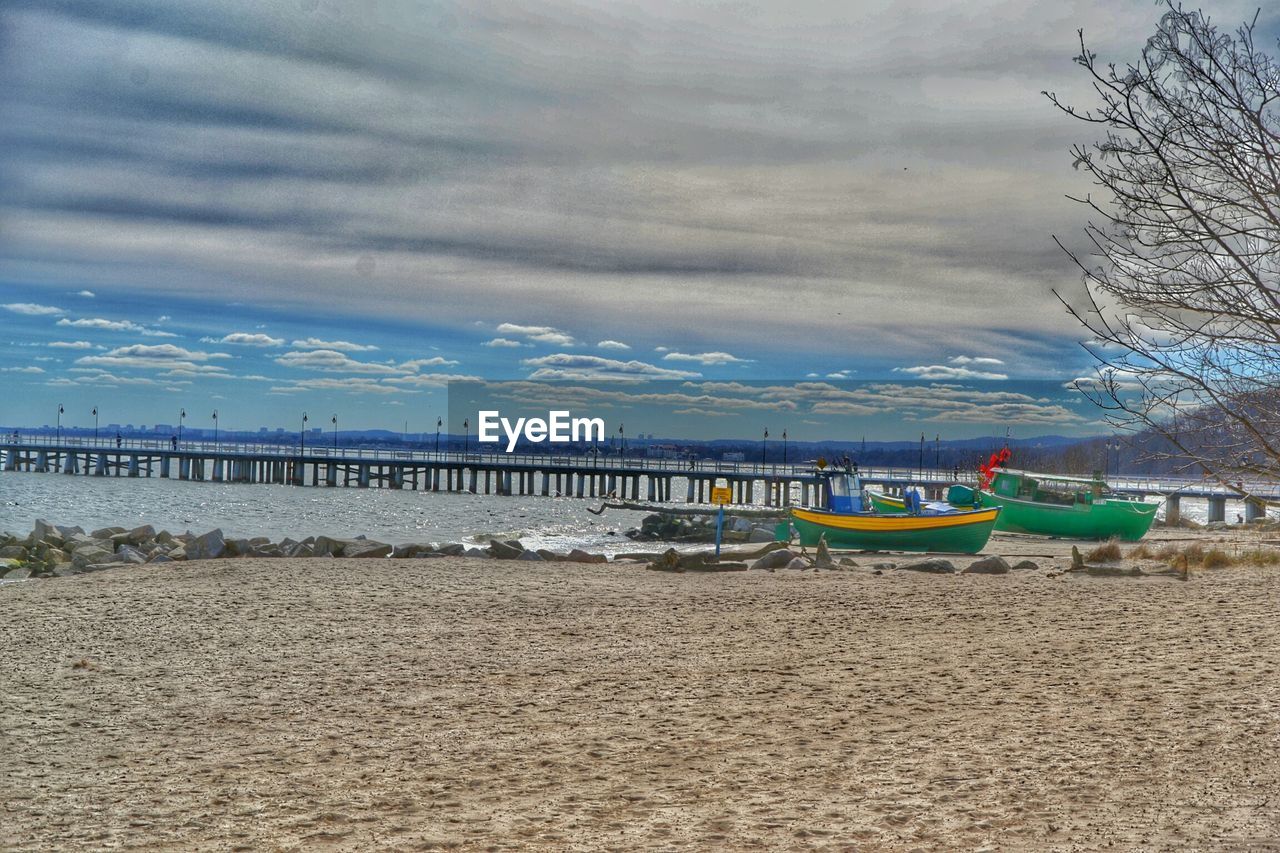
790,473,1001,553
948,468,1158,541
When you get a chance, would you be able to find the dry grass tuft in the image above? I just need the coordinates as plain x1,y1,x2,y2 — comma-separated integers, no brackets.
1235,549,1280,566
1127,544,1156,560
1202,549,1232,569
1086,541,1123,563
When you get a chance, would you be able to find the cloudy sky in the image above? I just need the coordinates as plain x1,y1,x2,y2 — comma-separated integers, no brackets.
2,0,1275,436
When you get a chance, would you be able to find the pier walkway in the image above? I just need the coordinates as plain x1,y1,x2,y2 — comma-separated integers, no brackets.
3,440,1277,521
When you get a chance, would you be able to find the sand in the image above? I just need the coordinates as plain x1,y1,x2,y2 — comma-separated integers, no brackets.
3,529,1280,850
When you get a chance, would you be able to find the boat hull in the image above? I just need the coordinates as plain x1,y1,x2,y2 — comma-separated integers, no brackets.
976,492,1157,540
790,505,1000,553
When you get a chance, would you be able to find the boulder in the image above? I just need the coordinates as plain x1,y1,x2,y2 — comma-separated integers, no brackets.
750,549,798,571
55,524,85,541
517,550,544,561
3,566,33,580
148,553,174,564
124,524,156,545
897,558,956,574
536,549,564,561
168,547,187,560
115,545,148,565
963,555,1011,575
90,526,125,539
0,544,28,559
74,562,118,574
156,530,175,545
71,547,114,570
185,529,227,561
647,548,683,572
487,539,524,559
871,562,897,570
565,549,608,564
785,557,811,570
838,557,860,567
313,535,356,557
31,519,58,545
747,527,776,543
249,536,271,546
285,542,315,558
436,543,466,557
345,540,392,559
730,517,753,533
251,544,284,558
463,547,489,558
392,543,435,559
224,538,254,558
1011,559,1040,571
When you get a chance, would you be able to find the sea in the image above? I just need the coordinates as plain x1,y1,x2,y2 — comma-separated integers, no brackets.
0,469,1252,560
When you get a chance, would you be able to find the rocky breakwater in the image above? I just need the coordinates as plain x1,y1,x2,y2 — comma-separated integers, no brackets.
625,512,781,544
0,519,612,581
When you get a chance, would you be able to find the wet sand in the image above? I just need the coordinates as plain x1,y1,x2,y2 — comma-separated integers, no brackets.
3,533,1279,850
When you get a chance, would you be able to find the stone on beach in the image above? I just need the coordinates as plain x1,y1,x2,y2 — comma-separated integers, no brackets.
897,558,956,574
487,539,524,559
185,529,227,561
963,555,1011,574
750,549,798,571
344,540,393,559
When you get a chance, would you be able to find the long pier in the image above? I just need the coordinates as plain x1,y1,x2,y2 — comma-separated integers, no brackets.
2,440,1276,520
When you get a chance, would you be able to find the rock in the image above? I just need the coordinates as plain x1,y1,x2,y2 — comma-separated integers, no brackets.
838,557,859,567
437,543,466,557
252,544,284,558
90,526,125,539
249,536,271,546
148,553,174,564
185,529,227,561
3,566,33,580
0,544,28,559
785,557,810,570
535,549,563,561
1071,545,1084,571
54,524,84,541
565,549,607,564
517,550,544,561
71,547,114,570
463,547,489,558
730,517,753,533
393,543,435,559
115,545,148,565
872,561,896,570
224,538,254,557
1011,559,1039,571
117,524,155,546
647,548,683,572
31,519,58,545
313,535,356,558
750,549,798,571
814,535,835,568
747,527,776,543
684,560,749,572
487,539,524,559
168,547,187,560
897,558,956,574
285,542,315,558
74,562,118,574
345,540,392,558
963,555,1011,575
156,530,175,545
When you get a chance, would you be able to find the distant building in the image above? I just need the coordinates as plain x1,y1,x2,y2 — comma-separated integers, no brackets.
722,451,745,462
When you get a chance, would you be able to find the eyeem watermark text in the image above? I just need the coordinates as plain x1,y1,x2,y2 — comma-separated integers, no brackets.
477,410,605,452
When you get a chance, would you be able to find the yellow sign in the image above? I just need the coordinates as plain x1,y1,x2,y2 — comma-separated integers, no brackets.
711,487,732,505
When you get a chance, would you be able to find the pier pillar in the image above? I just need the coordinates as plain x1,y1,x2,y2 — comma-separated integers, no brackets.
468,468,478,494
1246,498,1266,522
127,455,139,478
356,465,369,487
327,463,337,487
36,451,48,473
192,458,205,481
212,459,224,481
160,456,170,478
686,478,695,503
541,472,550,497
1207,495,1226,523
392,467,404,489
94,453,107,476
62,453,78,475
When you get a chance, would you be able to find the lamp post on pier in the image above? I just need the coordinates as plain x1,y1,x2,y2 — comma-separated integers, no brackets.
918,433,925,481
762,428,769,471
463,418,469,457
92,406,99,445
782,429,788,468
935,434,940,472
435,417,442,456
57,404,63,447
212,410,218,450
178,408,185,447
332,415,339,451
301,412,308,456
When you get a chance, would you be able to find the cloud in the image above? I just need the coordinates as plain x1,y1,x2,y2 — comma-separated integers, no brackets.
290,337,379,352
205,332,284,347
48,340,94,349
597,340,631,350
662,351,751,366
950,355,1005,366
76,290,95,297
496,323,577,346
482,337,524,348
274,349,401,374
895,364,1009,381
56,317,177,337
4,303,64,316
521,353,700,380
0,366,45,374
400,356,460,369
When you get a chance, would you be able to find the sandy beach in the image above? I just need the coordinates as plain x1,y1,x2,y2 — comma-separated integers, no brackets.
3,528,1280,850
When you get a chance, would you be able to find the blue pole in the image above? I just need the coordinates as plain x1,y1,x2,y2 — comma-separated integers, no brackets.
715,504,724,556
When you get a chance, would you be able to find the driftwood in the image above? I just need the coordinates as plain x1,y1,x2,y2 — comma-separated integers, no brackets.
587,501,787,518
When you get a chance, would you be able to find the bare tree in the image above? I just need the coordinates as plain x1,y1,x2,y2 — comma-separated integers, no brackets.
1046,3,1280,493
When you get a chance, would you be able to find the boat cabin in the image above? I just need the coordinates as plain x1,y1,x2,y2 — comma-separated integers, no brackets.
825,472,865,513
989,468,1108,506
